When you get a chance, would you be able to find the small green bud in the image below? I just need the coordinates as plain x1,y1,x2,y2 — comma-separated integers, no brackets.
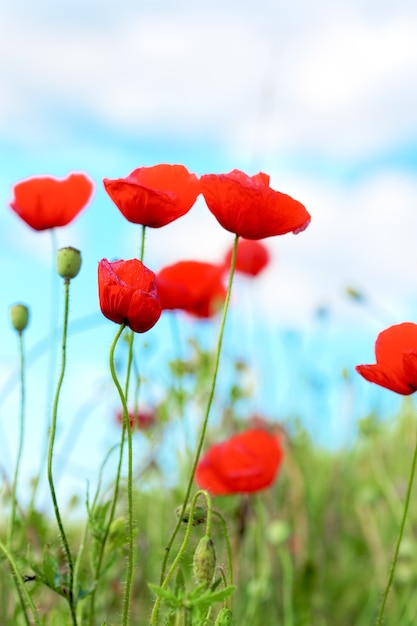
57,247,82,279
193,535,216,587
214,608,234,626
176,504,207,526
9,304,30,333
108,517,126,549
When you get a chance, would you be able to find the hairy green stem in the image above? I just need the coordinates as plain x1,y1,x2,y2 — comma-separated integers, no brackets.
213,510,234,590
375,425,417,624
47,278,77,626
108,325,135,626
151,234,239,624
88,325,128,626
0,538,41,626
151,491,209,616
7,331,26,548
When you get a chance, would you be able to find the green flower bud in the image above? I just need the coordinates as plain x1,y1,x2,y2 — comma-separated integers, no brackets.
176,504,207,526
57,247,82,280
9,304,30,333
214,608,234,626
193,535,216,587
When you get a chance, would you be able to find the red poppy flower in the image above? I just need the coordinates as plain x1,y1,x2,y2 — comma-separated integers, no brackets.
9,173,93,231
195,428,284,495
200,169,310,240
115,408,156,430
224,238,270,276
356,322,417,395
156,261,226,318
103,164,200,227
98,258,161,333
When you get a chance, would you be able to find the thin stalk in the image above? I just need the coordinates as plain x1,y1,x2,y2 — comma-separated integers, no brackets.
375,425,417,625
140,224,146,261
213,510,234,590
151,234,239,624
7,331,26,548
88,325,126,626
108,326,134,626
151,491,208,609
29,228,59,512
0,538,41,626
47,278,77,626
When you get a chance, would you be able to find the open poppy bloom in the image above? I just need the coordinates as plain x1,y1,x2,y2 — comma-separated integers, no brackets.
224,238,270,276
9,173,94,231
115,408,156,430
156,260,226,318
200,169,310,240
98,258,161,333
195,428,284,495
103,164,200,227
356,322,417,395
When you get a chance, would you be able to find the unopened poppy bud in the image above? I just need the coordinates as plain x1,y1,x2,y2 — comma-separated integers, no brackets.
57,247,82,279
193,535,216,587
175,504,207,526
10,304,30,333
214,608,234,626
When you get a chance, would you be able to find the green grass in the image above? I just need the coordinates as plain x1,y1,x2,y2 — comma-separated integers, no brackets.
2,398,417,625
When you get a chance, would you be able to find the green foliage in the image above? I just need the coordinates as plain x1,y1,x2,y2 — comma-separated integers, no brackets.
4,317,417,625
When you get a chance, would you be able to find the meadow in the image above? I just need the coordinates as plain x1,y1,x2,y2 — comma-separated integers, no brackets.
1,165,416,626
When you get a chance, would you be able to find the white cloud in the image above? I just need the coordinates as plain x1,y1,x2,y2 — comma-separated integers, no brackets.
1,1,417,161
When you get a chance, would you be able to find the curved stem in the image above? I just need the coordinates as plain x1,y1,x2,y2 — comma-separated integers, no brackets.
107,325,134,626
375,425,417,624
88,325,127,626
152,234,239,623
7,331,26,548
47,278,77,626
0,538,41,626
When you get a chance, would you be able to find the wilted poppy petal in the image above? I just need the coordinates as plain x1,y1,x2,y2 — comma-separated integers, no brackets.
195,429,284,495
98,258,161,333
9,173,94,231
200,169,310,240
103,164,200,227
356,322,417,395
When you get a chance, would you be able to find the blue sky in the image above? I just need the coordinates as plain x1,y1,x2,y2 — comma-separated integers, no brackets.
1,0,417,505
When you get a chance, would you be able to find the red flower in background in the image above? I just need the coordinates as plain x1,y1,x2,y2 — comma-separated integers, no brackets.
224,238,270,276
9,173,94,231
98,258,161,333
156,261,226,318
200,169,310,240
195,428,284,495
356,322,417,395
103,164,200,227
115,408,156,430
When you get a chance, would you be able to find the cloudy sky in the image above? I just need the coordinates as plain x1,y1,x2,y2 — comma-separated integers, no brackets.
1,0,417,502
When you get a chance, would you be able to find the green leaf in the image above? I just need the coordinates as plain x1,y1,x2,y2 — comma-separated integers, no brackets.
192,585,236,608
148,583,181,608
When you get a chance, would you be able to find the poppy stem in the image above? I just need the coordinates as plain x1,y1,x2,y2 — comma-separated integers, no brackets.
7,330,26,549
0,538,41,626
28,227,59,514
375,423,417,624
151,234,239,624
87,327,128,626
47,278,77,626
140,224,146,261
107,324,135,626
